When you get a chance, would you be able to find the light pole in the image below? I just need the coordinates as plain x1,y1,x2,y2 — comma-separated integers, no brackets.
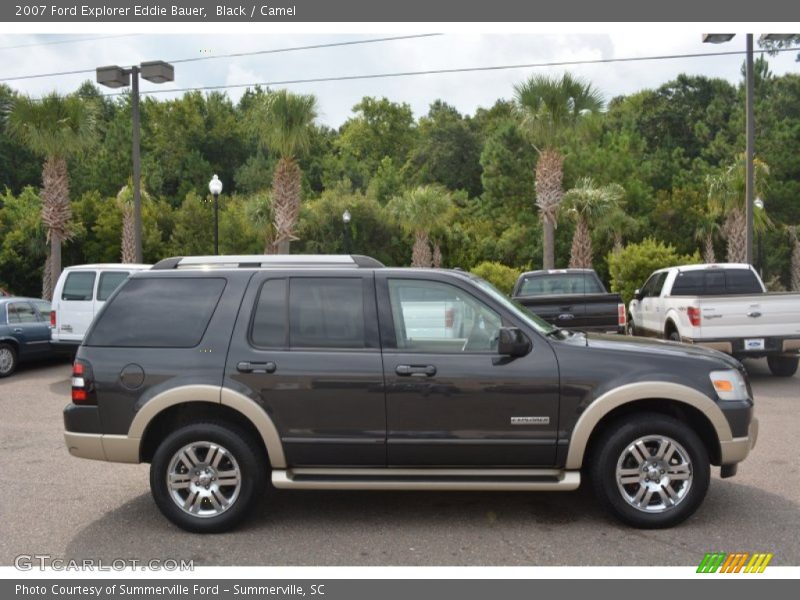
209,174,223,255
96,60,175,264
702,33,794,266
342,209,352,254
754,197,765,277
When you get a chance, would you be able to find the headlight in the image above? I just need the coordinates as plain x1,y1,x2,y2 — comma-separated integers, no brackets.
709,369,749,401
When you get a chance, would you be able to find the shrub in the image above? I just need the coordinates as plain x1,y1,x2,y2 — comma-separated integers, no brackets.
608,238,701,305
470,261,522,295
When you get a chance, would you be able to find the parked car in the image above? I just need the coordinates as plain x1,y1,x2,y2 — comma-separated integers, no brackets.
628,263,800,376
0,296,55,377
64,254,757,532
511,268,626,334
50,263,151,354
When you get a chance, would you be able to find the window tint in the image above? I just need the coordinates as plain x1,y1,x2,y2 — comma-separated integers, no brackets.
86,278,226,347
705,271,726,295
250,279,287,347
670,271,705,295
388,279,502,353
62,272,96,301
97,271,130,301
7,302,37,323
519,273,603,295
289,278,365,349
726,269,762,294
32,300,51,320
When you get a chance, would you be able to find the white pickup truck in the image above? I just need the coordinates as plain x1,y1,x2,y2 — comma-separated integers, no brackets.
628,263,800,376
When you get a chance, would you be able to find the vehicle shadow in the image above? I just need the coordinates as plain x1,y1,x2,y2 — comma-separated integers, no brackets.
64,478,800,566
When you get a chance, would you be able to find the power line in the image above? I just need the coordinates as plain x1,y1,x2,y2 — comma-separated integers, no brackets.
0,34,139,51
89,46,800,99
0,33,442,83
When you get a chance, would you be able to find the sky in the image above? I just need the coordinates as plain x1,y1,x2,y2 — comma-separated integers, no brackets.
0,30,798,127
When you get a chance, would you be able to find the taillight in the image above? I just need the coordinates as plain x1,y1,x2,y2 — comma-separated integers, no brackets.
687,306,701,327
618,304,626,327
71,360,95,405
50,310,56,327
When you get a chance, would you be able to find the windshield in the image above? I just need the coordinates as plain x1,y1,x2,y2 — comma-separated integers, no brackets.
470,276,560,336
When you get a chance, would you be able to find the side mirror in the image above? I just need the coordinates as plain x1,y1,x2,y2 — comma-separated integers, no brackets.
497,327,531,357
634,289,643,301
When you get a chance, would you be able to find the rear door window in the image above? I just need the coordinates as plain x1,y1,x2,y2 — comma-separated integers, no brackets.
31,300,51,321
288,278,366,349
250,279,287,348
85,277,226,347
7,302,37,323
97,271,130,301
62,272,96,301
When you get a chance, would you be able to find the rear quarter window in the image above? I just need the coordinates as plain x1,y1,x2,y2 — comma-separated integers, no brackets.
85,277,226,347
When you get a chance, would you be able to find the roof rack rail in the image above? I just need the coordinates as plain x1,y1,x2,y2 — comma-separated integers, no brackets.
151,254,385,270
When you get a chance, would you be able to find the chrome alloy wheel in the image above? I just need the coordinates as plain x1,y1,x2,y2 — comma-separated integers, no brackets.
166,441,242,518
615,435,693,513
0,347,14,374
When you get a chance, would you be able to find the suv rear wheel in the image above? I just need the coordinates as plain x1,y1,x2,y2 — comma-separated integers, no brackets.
150,421,267,533
590,413,710,528
766,356,799,377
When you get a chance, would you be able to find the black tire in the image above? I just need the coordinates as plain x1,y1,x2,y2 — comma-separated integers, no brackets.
590,413,710,529
150,421,267,533
626,316,634,336
767,356,799,377
0,342,18,378
668,331,681,342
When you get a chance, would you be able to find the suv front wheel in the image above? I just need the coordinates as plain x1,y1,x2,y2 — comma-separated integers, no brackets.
590,413,710,528
150,421,267,533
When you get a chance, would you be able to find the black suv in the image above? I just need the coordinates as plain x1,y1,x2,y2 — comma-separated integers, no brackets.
63,255,758,532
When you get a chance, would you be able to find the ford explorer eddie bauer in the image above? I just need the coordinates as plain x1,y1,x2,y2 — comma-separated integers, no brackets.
63,255,758,532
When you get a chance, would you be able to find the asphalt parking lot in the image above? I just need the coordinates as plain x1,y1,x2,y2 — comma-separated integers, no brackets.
0,358,797,567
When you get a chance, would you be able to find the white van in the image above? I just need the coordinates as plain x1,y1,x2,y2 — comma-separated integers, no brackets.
51,264,151,353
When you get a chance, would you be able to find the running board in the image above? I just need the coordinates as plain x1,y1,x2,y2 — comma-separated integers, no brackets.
272,468,580,491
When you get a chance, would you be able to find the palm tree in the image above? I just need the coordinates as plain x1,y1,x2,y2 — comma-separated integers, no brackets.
707,154,771,263
116,179,152,263
596,207,639,257
514,73,604,269
387,186,453,267
7,93,96,298
694,208,721,264
254,90,318,254
561,178,624,268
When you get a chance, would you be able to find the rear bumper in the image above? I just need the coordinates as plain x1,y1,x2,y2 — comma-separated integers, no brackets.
63,432,139,463
719,416,759,466
687,336,800,357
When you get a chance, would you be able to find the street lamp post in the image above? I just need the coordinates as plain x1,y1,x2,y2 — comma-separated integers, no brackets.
342,209,352,255
209,175,223,255
96,60,175,264
755,197,765,277
702,33,796,266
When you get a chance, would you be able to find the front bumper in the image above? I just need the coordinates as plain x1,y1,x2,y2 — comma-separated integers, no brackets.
719,416,759,465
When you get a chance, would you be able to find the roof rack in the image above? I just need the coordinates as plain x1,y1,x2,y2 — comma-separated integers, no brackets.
151,254,385,270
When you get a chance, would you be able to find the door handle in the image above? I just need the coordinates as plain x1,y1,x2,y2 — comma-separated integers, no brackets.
396,364,437,377
13,328,23,333
236,361,277,374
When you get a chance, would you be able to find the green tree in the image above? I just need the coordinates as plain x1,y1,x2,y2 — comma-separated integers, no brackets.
253,89,318,253
0,187,46,296
7,92,97,298
608,238,701,305
514,73,604,269
387,186,453,267
470,261,522,295
561,177,625,268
